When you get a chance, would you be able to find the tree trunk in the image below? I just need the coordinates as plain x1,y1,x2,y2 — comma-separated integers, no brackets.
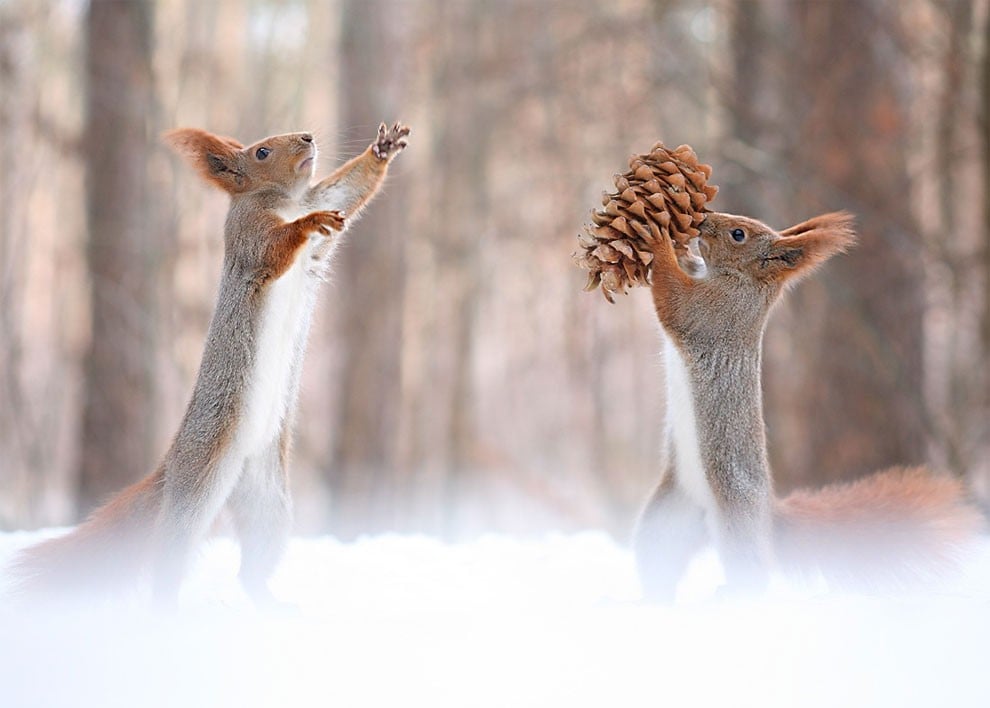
935,0,974,476
327,0,408,538
980,0,990,489
781,0,927,486
723,0,770,215
432,1,488,536
982,2,990,411
78,0,156,515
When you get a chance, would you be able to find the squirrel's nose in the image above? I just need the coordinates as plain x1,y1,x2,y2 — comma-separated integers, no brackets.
300,133,314,143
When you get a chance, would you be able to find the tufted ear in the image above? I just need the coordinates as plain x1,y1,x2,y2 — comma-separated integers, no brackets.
761,211,857,286
162,128,248,194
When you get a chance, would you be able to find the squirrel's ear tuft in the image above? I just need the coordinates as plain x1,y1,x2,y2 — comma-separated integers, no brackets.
779,211,856,242
764,211,856,286
162,128,247,194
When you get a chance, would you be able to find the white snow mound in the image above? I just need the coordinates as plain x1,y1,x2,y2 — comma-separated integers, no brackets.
1,531,989,708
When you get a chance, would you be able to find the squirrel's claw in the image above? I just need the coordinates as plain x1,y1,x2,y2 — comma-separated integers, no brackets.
305,209,346,236
373,120,411,161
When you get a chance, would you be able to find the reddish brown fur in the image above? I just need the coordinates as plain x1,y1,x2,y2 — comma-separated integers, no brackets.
259,210,345,283
775,467,985,587
9,468,165,601
765,211,856,285
162,128,319,197
648,215,699,344
693,211,856,290
161,129,247,193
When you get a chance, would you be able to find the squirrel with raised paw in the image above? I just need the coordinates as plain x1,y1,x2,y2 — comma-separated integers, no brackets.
8,122,410,610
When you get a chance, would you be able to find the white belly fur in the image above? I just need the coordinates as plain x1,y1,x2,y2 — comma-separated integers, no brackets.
237,238,320,456
663,333,716,513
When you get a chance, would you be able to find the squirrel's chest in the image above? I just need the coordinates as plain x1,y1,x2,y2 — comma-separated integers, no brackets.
663,335,717,512
239,246,319,453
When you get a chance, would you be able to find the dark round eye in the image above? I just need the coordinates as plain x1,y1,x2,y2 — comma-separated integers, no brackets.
730,227,746,243
255,147,271,160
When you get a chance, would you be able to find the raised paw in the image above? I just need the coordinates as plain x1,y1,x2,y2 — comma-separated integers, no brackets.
372,121,410,161
304,210,346,236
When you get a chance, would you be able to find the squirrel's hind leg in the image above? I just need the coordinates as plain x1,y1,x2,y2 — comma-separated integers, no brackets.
711,503,773,598
633,475,709,603
227,438,293,610
152,454,246,611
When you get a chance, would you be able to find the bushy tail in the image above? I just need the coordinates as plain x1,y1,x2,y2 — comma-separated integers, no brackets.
5,467,165,602
773,467,985,589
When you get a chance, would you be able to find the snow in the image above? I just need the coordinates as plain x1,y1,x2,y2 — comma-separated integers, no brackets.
1,530,989,708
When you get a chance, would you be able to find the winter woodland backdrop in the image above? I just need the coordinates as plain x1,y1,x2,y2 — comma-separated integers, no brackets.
1,0,989,540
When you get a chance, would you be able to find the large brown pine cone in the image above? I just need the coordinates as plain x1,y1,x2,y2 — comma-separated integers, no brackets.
575,142,718,302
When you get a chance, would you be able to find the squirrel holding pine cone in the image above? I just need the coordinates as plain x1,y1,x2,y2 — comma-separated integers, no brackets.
576,142,985,600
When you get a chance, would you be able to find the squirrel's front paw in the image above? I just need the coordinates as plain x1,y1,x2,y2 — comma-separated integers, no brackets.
372,121,410,161
305,210,346,236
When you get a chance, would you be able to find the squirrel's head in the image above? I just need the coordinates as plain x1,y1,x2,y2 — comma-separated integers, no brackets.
163,128,317,197
696,211,856,297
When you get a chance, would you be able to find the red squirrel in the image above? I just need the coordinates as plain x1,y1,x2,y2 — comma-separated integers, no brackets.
635,211,985,600
7,122,410,609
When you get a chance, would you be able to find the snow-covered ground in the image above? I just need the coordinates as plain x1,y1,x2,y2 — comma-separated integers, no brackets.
1,530,989,708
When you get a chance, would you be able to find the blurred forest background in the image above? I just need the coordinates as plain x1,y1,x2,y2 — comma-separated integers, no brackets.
1,0,988,540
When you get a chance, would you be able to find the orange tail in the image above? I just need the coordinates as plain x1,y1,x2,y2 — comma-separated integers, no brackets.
6,467,164,601
773,467,985,589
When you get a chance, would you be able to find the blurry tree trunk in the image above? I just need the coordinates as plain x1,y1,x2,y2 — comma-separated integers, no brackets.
979,0,990,488
723,0,771,215
982,2,990,412
78,0,156,515
432,2,488,534
392,0,488,537
780,1,926,486
328,0,407,538
0,4,43,525
935,0,975,475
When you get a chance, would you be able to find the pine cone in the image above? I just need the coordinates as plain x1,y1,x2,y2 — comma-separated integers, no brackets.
575,142,718,302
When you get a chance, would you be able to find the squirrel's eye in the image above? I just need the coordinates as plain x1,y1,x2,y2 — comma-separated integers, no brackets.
730,227,746,243
255,147,271,160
